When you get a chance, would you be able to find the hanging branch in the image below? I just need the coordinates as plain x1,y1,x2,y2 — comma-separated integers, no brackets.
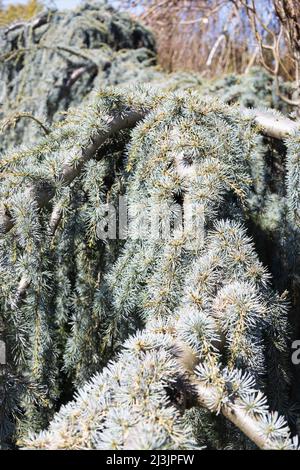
1,104,299,308
0,107,146,235
3,10,50,35
175,342,292,450
1,105,299,234
9,107,146,308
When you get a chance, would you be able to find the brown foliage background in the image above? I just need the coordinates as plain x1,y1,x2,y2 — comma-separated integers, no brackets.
0,0,42,27
117,0,300,97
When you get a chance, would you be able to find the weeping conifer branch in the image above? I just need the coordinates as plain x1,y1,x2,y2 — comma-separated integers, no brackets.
1,105,299,235
0,82,299,449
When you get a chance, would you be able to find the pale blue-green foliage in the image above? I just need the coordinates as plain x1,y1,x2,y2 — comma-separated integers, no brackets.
176,307,219,359
195,364,299,450
0,1,157,153
204,67,294,114
0,85,296,449
23,327,197,450
0,87,155,443
0,0,299,451
22,272,296,449
285,132,300,227
25,218,292,449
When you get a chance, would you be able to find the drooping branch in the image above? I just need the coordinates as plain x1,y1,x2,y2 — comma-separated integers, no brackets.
1,112,50,135
1,106,299,234
3,11,50,36
175,342,293,450
1,104,300,308
0,45,101,70
22,333,296,449
60,109,147,183
0,107,147,235
9,108,147,307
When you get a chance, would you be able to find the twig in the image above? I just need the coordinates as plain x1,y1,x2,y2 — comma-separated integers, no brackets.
206,34,226,67
1,112,50,135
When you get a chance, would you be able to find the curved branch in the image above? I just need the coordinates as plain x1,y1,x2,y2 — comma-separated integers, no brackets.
176,342,292,450
193,379,275,449
0,107,146,235
2,105,300,308
1,112,50,135
3,11,49,36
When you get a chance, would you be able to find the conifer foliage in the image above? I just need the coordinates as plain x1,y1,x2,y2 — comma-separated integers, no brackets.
0,1,300,452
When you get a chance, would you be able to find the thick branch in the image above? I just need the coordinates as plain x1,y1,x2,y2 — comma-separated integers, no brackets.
193,379,274,449
243,108,300,139
60,109,145,184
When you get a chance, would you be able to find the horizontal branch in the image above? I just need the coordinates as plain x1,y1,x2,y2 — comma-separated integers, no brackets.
9,108,146,308
243,108,300,139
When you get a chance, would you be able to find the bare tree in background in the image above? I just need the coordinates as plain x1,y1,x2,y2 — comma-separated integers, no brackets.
273,0,300,104
118,0,256,76
117,1,300,109
237,0,299,107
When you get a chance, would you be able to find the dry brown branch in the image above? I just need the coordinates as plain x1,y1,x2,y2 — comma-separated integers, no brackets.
117,0,300,101
1,112,50,135
118,0,251,75
238,0,300,108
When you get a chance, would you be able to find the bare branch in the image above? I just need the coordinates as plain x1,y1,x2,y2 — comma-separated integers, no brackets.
1,112,50,135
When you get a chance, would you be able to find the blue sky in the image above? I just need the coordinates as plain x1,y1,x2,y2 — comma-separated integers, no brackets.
3,0,83,8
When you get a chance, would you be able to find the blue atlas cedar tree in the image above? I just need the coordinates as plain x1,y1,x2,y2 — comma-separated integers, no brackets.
0,0,300,451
